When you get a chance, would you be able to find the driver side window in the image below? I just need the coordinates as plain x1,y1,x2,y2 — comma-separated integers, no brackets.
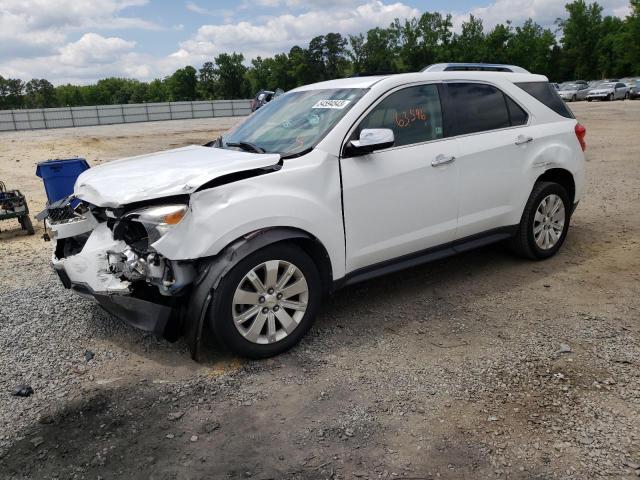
355,84,444,148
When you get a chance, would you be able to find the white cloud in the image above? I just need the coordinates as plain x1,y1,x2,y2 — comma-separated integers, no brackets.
177,0,419,64
0,0,634,85
451,0,631,32
2,33,151,83
0,0,158,61
58,33,137,66
186,1,215,15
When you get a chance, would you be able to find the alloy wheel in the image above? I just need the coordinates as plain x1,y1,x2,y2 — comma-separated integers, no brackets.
232,260,309,344
533,194,565,250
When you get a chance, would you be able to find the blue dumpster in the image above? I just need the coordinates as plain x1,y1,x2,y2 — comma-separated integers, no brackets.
35,158,90,204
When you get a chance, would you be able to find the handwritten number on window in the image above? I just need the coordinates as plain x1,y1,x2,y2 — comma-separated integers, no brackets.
394,108,427,128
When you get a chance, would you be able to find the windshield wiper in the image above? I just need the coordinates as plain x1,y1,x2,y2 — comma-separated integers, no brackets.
225,141,265,154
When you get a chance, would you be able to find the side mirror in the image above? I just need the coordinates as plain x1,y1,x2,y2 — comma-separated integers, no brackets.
344,128,395,157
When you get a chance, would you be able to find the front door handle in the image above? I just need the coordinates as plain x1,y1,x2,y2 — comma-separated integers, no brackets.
515,135,533,145
431,154,456,167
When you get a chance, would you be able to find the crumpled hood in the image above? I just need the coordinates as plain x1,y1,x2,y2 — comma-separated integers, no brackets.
74,145,281,207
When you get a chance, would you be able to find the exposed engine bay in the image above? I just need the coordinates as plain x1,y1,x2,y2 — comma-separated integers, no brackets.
49,198,197,299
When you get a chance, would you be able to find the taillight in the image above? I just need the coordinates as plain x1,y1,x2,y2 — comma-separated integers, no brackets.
575,123,586,152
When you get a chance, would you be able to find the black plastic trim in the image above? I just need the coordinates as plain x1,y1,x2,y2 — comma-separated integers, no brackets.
195,160,283,192
338,226,518,288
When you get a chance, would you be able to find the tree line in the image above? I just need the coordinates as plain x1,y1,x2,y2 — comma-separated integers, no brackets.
1,0,638,110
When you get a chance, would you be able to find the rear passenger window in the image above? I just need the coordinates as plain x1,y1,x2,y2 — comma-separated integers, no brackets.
447,83,511,135
505,95,528,126
515,81,575,119
356,84,444,148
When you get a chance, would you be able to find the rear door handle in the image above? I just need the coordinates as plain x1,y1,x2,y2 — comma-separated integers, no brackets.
515,135,533,145
431,154,456,167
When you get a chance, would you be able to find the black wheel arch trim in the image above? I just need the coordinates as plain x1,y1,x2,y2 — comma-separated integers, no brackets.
182,227,320,361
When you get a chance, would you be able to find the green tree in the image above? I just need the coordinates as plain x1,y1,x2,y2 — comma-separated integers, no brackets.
214,53,248,99
596,16,625,77
198,61,218,99
484,23,513,65
625,0,640,74
146,79,168,102
349,28,397,74
4,78,24,109
24,79,56,108
324,33,348,79
558,0,603,79
391,12,454,72
166,66,198,101
451,15,486,62
509,20,557,78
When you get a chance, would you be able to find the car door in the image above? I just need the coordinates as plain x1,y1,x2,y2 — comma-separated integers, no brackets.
445,82,533,239
616,82,627,99
340,83,460,272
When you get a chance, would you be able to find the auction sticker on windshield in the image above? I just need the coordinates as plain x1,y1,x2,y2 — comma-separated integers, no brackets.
312,99,351,109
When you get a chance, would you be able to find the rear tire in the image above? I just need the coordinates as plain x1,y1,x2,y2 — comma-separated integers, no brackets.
207,243,321,359
510,182,571,260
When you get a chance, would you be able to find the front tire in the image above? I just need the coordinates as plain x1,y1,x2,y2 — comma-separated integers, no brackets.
208,243,321,358
510,182,571,260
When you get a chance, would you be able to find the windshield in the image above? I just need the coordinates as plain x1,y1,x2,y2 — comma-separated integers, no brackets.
601,83,615,88
222,88,367,157
563,84,579,91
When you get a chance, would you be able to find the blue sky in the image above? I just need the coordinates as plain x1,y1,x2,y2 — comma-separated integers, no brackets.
0,0,631,84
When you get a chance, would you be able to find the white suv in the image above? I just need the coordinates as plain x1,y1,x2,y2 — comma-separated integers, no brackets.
49,65,587,359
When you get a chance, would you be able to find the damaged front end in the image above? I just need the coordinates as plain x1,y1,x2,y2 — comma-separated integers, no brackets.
48,197,196,337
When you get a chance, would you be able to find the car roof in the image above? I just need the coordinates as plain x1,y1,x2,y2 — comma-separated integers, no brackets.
292,71,548,92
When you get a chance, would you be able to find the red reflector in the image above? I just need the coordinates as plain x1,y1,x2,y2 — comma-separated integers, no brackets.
575,123,586,152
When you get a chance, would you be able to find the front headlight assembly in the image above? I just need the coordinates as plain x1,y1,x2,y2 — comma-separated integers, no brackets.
125,204,188,245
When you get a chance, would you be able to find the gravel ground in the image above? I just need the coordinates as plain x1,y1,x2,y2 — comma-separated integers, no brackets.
0,104,639,479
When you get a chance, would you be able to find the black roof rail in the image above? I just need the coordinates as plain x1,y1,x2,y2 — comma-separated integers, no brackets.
422,63,530,73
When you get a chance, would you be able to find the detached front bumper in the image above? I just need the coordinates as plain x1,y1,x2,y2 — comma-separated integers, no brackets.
51,221,179,336
54,264,173,335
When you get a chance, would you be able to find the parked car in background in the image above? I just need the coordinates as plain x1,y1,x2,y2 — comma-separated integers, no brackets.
251,89,284,112
558,83,590,101
552,82,560,90
586,82,629,101
629,82,640,99
588,79,618,89
47,64,587,359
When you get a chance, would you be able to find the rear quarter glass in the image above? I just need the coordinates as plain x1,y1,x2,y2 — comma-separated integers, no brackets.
515,82,575,119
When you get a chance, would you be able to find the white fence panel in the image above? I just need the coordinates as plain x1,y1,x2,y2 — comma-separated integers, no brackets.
0,99,251,131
